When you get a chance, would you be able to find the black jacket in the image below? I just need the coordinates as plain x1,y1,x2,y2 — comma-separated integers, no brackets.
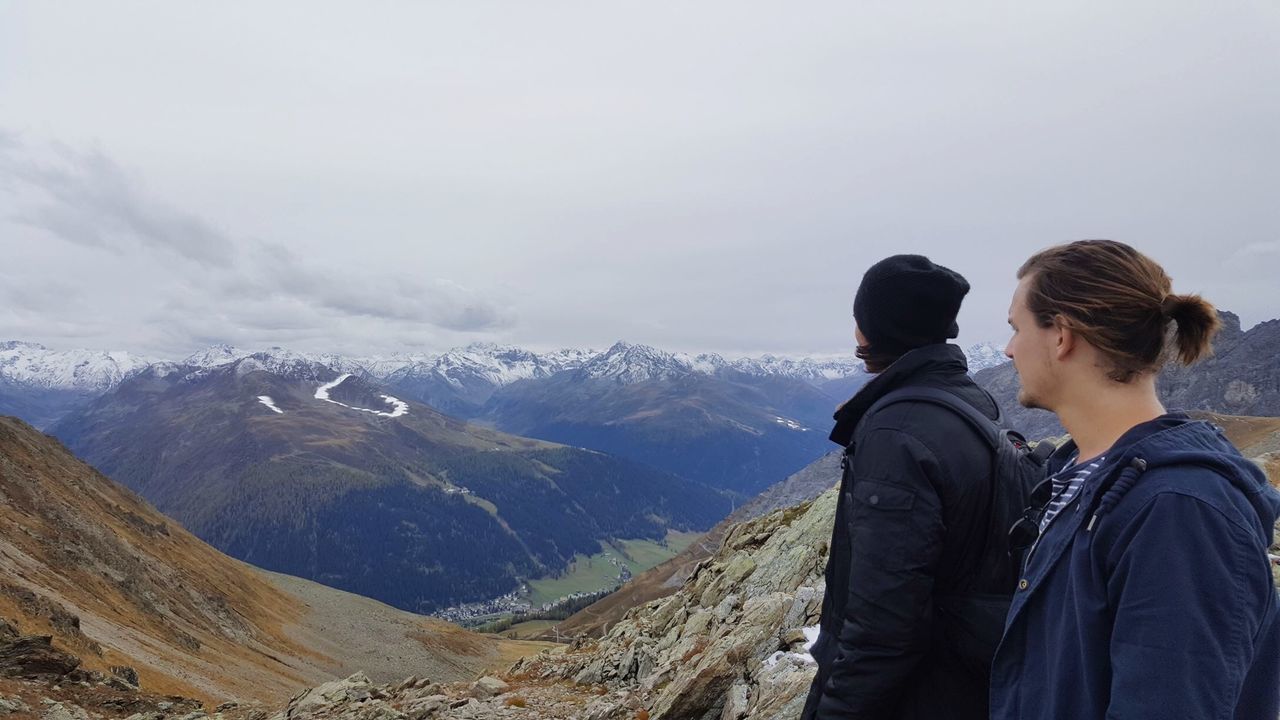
804,343,1013,720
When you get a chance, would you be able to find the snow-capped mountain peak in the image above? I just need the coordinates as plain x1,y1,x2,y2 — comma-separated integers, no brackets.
577,342,700,383
964,342,1008,373
239,347,334,381
0,341,156,392
182,344,251,369
728,354,865,382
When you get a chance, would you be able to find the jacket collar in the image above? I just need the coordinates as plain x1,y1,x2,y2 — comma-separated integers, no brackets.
829,343,969,447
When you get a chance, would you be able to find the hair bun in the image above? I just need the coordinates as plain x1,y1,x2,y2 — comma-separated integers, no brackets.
1161,293,1220,364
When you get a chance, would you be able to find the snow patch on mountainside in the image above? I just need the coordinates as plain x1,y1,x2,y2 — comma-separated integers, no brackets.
773,416,808,431
315,374,353,401
314,374,409,418
256,395,284,414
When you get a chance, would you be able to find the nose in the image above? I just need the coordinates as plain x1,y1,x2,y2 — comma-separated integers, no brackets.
1004,344,1014,360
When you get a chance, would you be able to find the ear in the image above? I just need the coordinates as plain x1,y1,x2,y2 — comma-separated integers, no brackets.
1053,316,1075,361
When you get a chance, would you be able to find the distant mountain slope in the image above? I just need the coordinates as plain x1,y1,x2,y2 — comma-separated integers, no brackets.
0,415,534,706
975,311,1280,439
549,451,843,641
384,344,594,418
52,353,729,613
481,343,839,495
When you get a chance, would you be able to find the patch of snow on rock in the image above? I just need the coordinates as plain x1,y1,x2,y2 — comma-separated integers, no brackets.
764,625,821,669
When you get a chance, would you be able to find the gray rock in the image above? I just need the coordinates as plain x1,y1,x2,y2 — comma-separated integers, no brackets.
290,672,375,713
110,665,140,687
41,703,90,720
0,696,31,715
469,676,509,699
721,684,750,720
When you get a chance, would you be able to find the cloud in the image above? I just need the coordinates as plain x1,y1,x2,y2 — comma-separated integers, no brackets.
0,134,511,351
3,141,237,267
1223,241,1280,267
243,241,512,331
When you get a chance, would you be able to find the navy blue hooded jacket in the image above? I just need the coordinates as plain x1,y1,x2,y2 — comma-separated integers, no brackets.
991,414,1280,720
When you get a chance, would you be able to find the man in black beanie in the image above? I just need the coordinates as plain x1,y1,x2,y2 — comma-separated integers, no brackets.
802,255,1030,720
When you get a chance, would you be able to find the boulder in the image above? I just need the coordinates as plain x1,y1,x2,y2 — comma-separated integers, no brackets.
469,676,509,699
0,634,81,678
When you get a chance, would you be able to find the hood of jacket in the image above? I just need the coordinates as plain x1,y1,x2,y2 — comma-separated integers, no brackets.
1051,414,1280,541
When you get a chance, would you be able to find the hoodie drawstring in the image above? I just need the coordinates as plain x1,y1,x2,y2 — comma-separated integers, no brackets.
1087,457,1148,532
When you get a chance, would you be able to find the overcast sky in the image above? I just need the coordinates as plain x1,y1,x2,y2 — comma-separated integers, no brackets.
1,2,1277,359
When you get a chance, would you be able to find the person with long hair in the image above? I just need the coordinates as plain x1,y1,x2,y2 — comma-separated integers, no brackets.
992,240,1280,719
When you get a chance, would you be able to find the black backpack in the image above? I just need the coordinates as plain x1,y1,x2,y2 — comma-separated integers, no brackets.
854,386,1053,676
855,386,1052,590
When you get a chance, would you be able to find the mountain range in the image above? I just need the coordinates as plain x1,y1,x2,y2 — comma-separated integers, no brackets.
3,338,1011,497
0,338,1017,427
50,352,729,613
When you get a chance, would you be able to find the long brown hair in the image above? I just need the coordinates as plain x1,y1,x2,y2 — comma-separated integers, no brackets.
1017,240,1220,382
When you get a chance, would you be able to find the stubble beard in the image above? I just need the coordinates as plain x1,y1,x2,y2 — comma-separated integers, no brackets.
1017,386,1046,411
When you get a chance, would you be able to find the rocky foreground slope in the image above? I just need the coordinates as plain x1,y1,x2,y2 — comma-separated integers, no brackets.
246,491,837,720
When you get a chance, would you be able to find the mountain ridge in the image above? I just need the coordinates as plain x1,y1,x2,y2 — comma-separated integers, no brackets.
51,357,730,613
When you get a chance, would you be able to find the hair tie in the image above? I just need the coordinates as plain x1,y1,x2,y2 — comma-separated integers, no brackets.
1160,294,1181,317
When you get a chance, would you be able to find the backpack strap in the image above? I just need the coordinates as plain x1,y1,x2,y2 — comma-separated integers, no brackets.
855,386,1005,451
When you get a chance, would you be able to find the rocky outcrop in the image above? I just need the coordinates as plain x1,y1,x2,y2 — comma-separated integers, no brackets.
263,492,836,720
0,632,81,679
0,617,209,719
514,496,832,720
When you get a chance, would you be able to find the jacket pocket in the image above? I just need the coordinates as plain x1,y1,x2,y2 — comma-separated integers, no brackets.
851,479,916,511
845,479,920,568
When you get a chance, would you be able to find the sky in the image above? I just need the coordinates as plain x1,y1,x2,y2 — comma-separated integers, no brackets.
1,2,1277,359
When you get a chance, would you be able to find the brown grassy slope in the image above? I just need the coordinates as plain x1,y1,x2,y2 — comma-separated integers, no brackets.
0,416,539,705
553,413,1280,640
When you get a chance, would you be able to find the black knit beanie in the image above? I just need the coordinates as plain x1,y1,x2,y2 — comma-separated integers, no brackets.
853,254,970,354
